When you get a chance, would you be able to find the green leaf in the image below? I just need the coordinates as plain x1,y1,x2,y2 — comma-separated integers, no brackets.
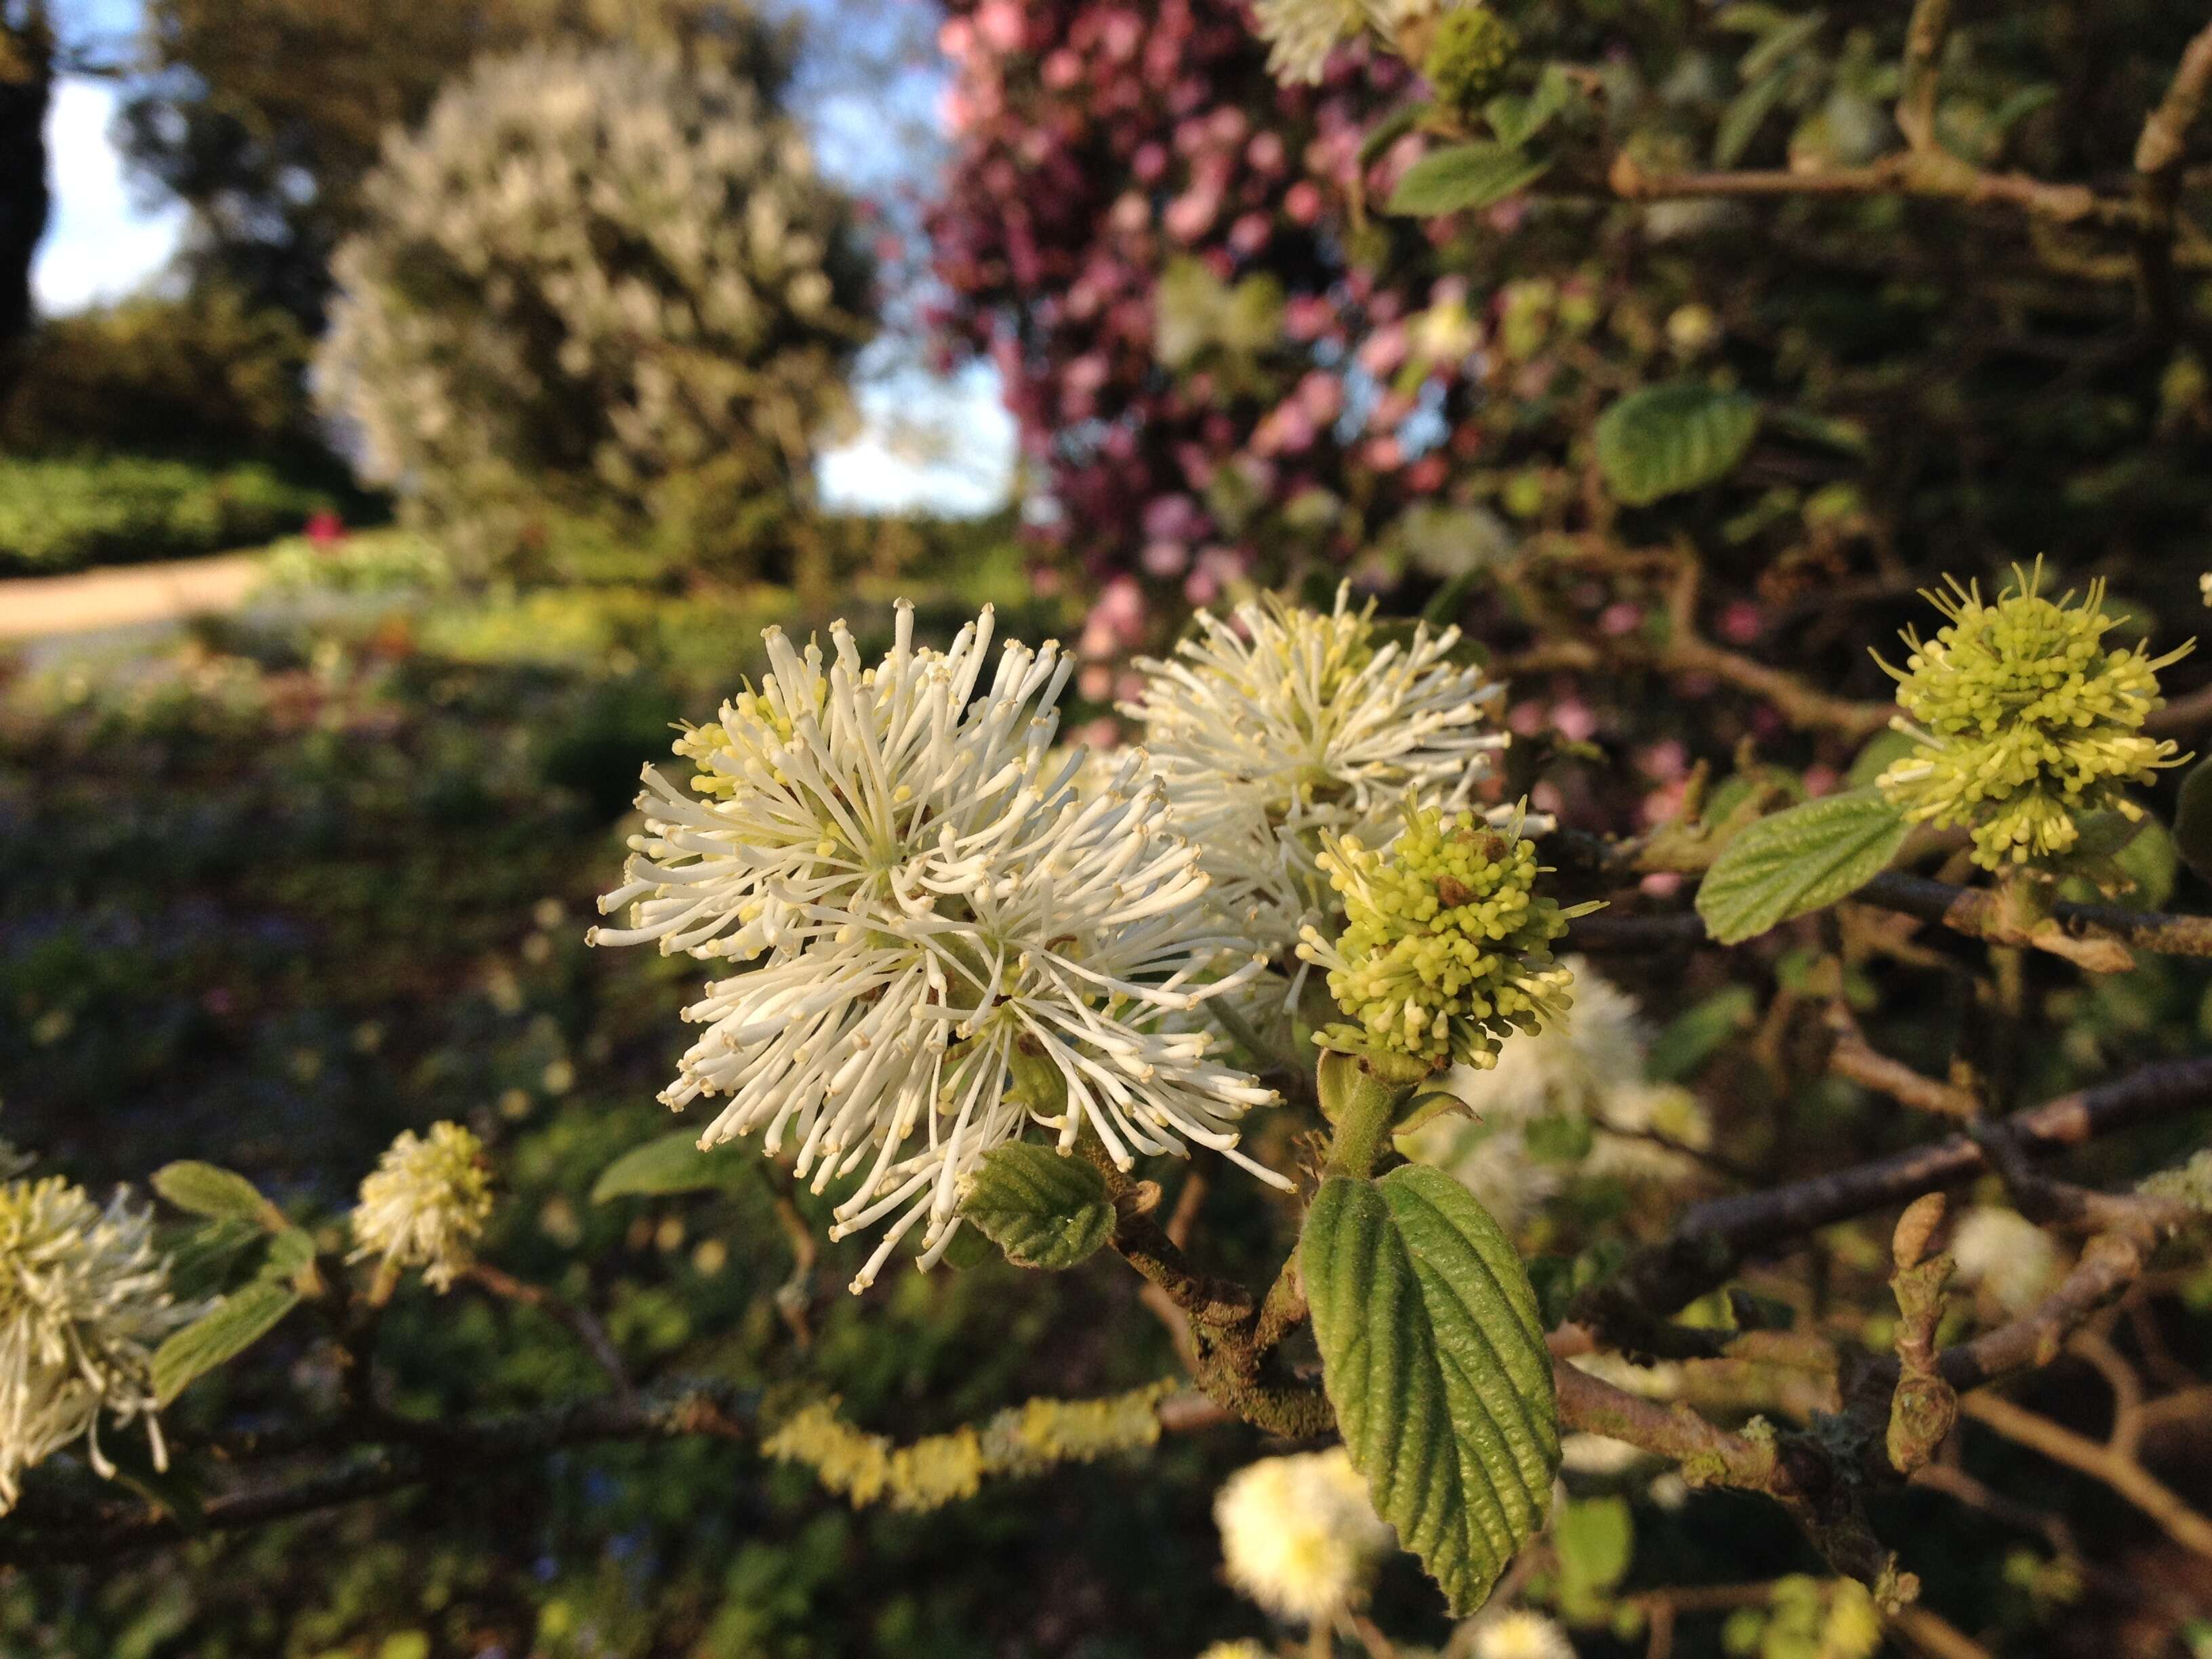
152,1162,274,1225
957,1143,1115,1271
1486,68,1572,148
1716,67,1792,166
1303,1165,1559,1616
1595,383,1763,506
1153,258,1227,370
1736,9,1828,80
2114,816,2178,909
2175,755,2212,881
1696,788,1910,945
1845,729,1919,790
260,1227,317,1285
152,1280,300,1405
1217,273,1286,356
1555,1495,1635,1619
1387,142,1551,216
591,1130,758,1204
161,1216,265,1300
1357,100,1433,167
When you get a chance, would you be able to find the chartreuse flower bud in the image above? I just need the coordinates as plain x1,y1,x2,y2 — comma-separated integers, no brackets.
1424,6,1519,113
1873,562,2192,870
1296,805,1589,1070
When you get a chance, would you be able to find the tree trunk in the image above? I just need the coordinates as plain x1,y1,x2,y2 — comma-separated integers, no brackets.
0,15,55,404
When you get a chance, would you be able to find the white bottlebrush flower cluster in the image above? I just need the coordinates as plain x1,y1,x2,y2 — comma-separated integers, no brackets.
1251,0,1467,85
1121,583,1510,985
1401,960,1711,1225
1213,1447,1397,1624
592,605,1282,1291
1950,1206,2061,1316
318,43,870,573
0,1177,195,1513
350,1122,496,1293
1471,1610,1578,1659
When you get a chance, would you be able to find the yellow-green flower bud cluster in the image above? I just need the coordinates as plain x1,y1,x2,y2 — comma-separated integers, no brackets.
1874,564,2192,870
1424,7,1519,113
764,1382,1172,1512
1297,806,1581,1069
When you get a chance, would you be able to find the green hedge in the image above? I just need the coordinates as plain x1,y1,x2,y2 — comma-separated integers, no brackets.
0,455,338,575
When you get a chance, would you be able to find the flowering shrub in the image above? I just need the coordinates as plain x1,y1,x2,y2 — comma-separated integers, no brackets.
926,0,1441,608
4,577,2212,1655
12,0,2212,1650
319,43,874,579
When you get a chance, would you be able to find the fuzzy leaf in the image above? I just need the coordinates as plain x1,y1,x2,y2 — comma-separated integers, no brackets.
1845,729,1920,790
152,1162,274,1225
590,1130,758,1204
1358,100,1433,167
2174,755,2212,881
1696,787,1910,945
1595,382,1762,506
1303,1165,1559,1616
958,1144,1115,1271
152,1280,300,1405
1387,142,1551,216
260,1227,318,1285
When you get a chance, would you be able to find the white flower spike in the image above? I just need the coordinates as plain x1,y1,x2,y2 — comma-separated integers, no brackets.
350,1122,495,1293
0,1177,195,1513
1214,1446,1397,1623
1122,583,1510,979
594,605,1286,1291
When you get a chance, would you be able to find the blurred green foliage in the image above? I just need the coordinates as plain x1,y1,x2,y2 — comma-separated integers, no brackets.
0,287,317,464
0,456,344,573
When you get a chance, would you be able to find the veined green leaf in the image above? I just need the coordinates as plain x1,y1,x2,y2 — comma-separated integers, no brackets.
1595,382,1762,506
152,1281,300,1405
590,1130,758,1203
1696,787,1910,945
1303,1165,1559,1616
958,1143,1115,1271
1387,142,1551,216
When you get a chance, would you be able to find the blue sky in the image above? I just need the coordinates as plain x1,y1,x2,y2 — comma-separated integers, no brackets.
30,77,186,314
28,1,1012,516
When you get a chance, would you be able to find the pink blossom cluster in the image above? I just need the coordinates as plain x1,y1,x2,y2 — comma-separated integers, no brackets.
928,0,1500,634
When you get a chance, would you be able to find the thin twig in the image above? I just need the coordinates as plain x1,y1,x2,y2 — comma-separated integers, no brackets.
1959,1390,2212,1559
1895,0,1954,153
1574,1053,2212,1343
1824,1011,1980,1122
1598,148,2129,228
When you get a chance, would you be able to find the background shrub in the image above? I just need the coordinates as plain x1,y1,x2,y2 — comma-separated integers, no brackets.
316,42,877,582
0,455,337,573
0,285,316,463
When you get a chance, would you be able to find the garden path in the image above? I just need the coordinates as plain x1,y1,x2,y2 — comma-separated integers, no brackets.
0,551,262,640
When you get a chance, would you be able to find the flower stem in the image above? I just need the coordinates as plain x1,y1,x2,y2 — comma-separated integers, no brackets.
1317,1050,1430,1181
